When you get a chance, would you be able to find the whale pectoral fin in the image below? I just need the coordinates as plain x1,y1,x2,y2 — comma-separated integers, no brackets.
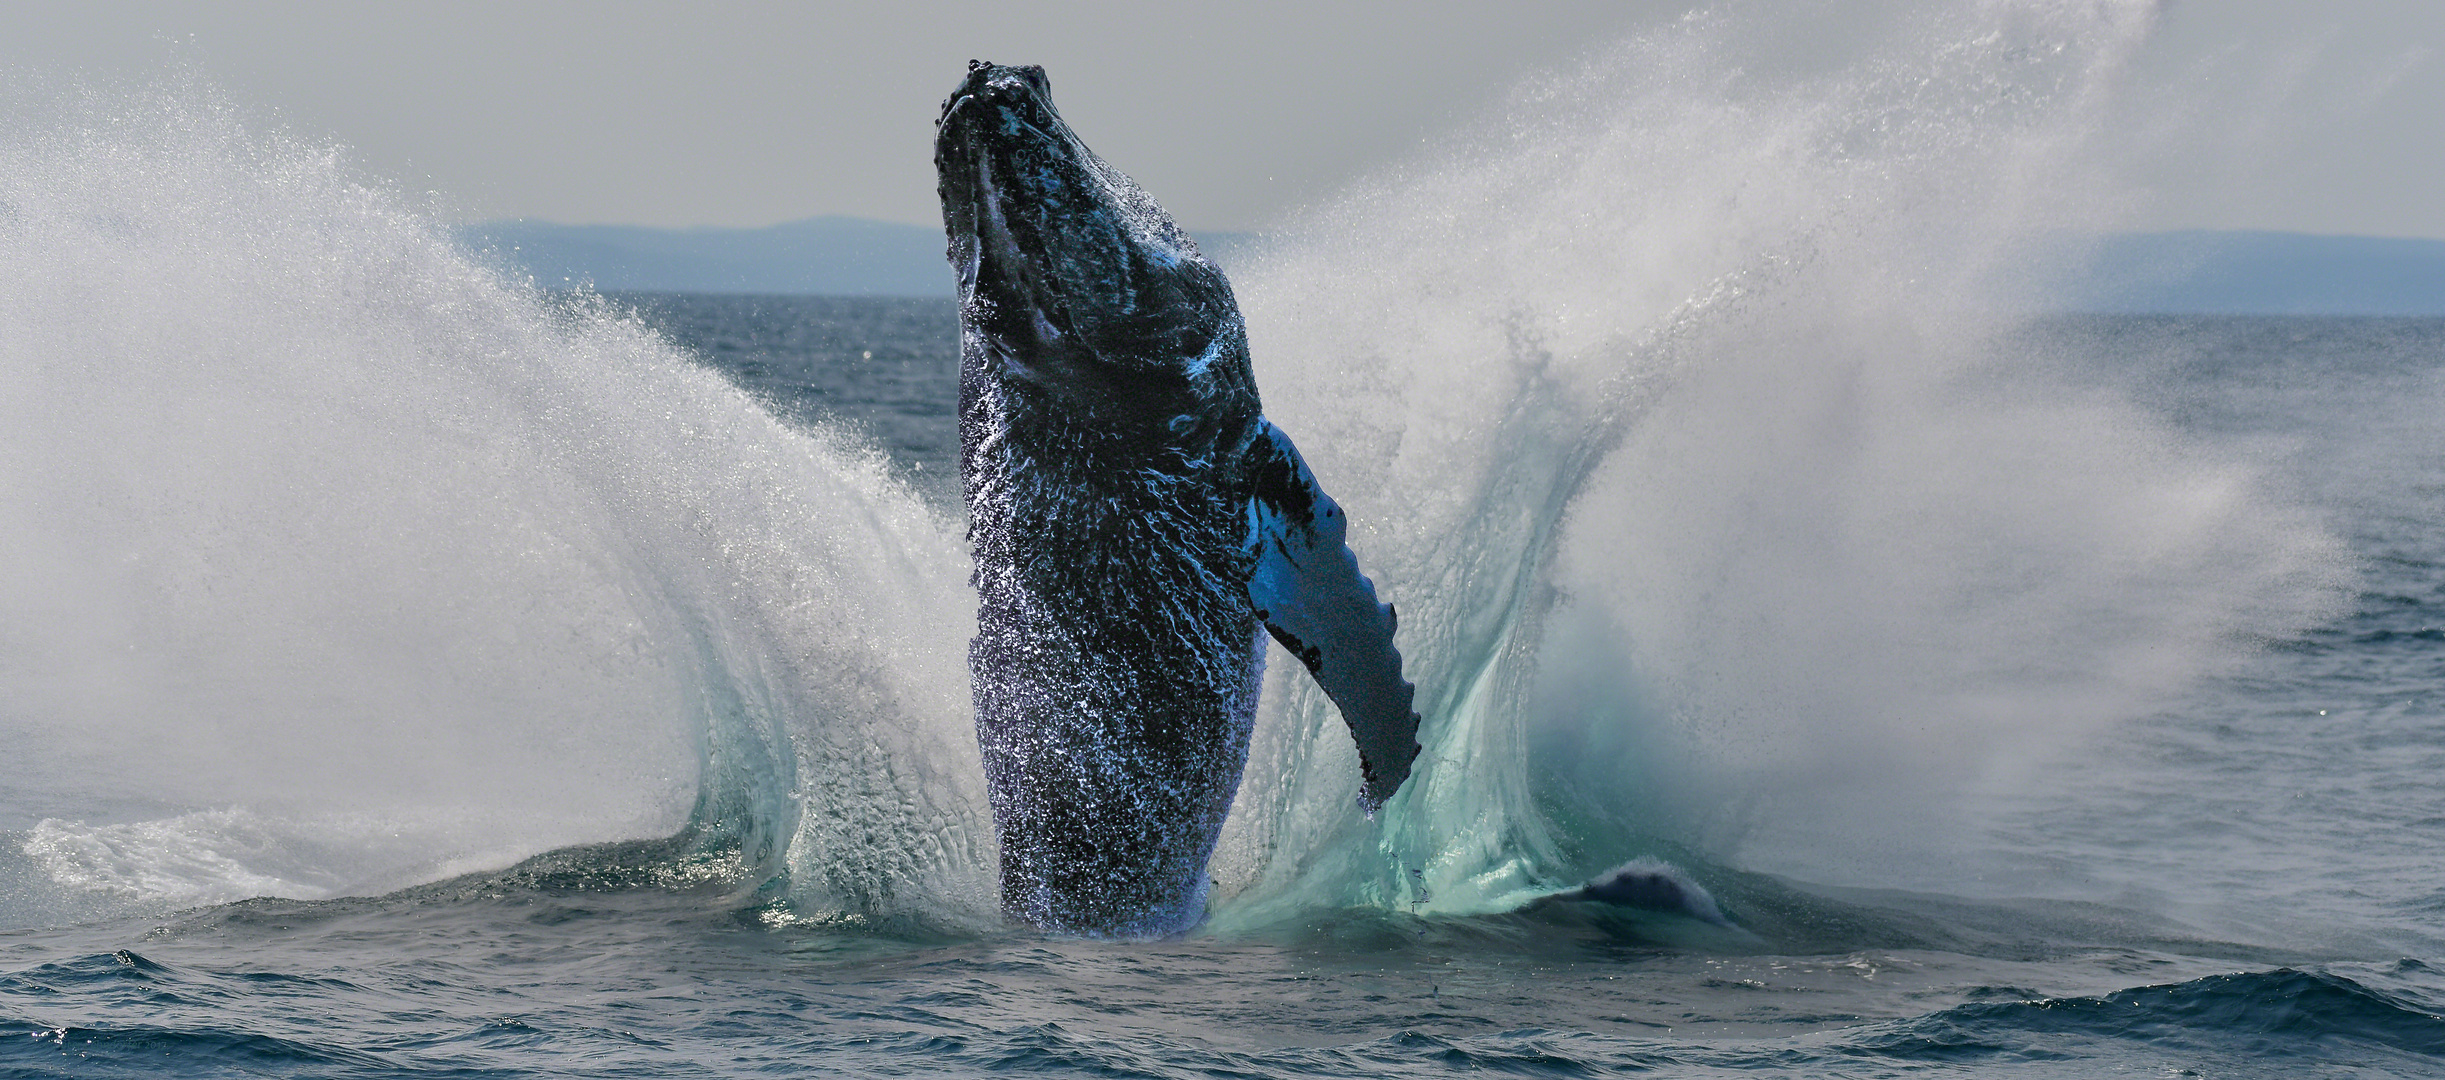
1245,420,1421,811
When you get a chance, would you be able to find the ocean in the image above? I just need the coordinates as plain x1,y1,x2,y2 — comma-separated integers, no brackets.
5,4,2445,1076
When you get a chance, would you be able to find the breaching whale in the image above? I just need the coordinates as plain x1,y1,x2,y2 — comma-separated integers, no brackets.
934,61,1421,936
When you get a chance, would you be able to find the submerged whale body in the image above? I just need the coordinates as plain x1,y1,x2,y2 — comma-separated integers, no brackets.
1536,860,1736,928
935,61,1421,936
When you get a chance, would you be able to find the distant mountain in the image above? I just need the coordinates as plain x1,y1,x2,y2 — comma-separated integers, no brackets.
456,216,1258,298
457,218,2445,315
457,216,950,296
2056,231,2445,316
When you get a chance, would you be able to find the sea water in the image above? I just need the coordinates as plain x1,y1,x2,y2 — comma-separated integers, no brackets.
4,3,2445,1076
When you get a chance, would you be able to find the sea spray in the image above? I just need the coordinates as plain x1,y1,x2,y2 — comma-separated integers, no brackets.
1208,0,2350,918
0,6,2359,937
0,80,995,929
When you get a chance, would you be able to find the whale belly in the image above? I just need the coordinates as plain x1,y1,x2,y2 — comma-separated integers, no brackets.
971,578,1266,935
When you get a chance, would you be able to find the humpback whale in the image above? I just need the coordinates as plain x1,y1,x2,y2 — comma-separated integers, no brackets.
935,61,1421,936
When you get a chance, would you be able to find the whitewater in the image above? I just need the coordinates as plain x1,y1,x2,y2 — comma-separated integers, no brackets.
3,3,2442,1075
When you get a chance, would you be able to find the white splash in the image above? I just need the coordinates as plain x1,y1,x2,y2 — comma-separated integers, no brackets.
1208,0,2349,917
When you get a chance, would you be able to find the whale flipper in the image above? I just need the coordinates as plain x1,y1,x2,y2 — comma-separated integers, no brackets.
1245,420,1422,809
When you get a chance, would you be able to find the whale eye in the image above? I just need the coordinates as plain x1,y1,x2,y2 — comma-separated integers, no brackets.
1166,414,1196,435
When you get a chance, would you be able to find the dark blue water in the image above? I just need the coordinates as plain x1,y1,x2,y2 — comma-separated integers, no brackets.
602,294,963,506
6,300,2443,1077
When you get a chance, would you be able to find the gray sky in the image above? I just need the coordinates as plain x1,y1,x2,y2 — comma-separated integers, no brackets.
4,2,2442,237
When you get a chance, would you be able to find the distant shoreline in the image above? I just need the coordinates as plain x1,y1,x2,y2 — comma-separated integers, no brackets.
457,216,1263,301
458,218,2445,316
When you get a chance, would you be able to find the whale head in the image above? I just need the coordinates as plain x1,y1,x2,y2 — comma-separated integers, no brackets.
935,61,1254,430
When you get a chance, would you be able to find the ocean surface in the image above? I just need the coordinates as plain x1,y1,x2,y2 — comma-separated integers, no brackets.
6,4,2445,1076
3,294,2440,1077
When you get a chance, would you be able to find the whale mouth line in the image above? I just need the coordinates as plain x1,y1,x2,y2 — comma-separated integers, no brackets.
965,145,1090,371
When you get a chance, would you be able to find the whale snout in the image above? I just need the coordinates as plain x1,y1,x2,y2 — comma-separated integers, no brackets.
936,61,1243,405
938,62,1054,134
934,61,1083,255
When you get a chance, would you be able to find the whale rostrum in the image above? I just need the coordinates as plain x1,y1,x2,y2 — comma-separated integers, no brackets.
936,61,1421,935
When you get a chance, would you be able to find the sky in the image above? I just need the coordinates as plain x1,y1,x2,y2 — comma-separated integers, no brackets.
2,1,2442,238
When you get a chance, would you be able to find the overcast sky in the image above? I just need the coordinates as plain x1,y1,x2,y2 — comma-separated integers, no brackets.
4,2,2441,237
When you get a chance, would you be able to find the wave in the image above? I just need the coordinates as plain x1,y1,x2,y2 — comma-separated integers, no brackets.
1207,0,2349,921
0,77,991,929
7,936,2432,1077
1847,965,2445,1065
